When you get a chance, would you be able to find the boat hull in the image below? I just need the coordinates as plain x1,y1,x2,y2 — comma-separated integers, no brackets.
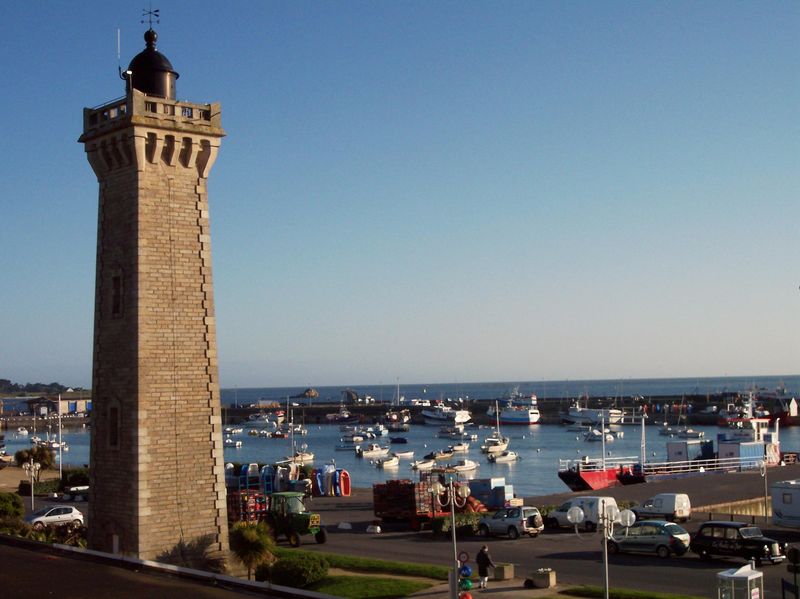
558,467,623,492
498,410,541,425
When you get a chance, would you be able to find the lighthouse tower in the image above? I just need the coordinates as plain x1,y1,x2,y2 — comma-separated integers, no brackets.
79,28,228,559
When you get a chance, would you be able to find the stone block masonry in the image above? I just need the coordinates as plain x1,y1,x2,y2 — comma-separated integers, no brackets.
79,89,228,560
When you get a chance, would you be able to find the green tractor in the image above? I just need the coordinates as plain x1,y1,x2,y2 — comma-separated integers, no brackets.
265,491,327,547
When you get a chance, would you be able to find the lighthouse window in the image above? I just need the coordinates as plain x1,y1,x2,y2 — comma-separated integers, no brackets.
181,106,193,118
112,274,123,317
109,406,120,449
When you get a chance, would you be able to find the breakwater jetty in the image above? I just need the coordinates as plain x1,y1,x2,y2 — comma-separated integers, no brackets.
221,393,740,426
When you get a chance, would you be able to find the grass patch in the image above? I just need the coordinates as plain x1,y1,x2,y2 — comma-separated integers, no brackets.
558,585,707,599
309,575,432,599
274,548,449,580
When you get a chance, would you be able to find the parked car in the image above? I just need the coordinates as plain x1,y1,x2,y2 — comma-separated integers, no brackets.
689,521,787,565
24,505,84,530
478,506,544,539
545,496,618,531
632,493,691,522
607,520,690,557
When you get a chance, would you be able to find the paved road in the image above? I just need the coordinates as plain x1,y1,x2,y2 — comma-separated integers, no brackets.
303,465,800,597
300,516,797,598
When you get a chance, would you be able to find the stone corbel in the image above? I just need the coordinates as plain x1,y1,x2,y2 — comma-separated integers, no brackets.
85,143,108,180
132,132,147,171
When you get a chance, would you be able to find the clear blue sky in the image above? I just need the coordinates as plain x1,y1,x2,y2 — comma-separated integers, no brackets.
1,1,798,389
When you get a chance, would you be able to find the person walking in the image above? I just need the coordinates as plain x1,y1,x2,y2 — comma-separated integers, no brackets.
475,544,495,590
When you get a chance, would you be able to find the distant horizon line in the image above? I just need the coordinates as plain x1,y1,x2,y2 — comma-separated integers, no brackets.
219,372,799,391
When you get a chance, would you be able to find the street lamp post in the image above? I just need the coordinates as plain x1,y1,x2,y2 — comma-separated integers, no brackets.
567,500,634,599
22,457,41,511
429,475,471,599
760,460,769,521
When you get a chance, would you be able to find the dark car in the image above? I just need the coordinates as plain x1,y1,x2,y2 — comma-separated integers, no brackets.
608,520,690,558
690,521,787,565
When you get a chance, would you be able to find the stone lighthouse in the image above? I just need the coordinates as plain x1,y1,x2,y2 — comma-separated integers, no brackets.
79,28,228,559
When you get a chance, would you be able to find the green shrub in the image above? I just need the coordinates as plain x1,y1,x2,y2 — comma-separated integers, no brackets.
18,479,61,496
269,553,329,587
539,504,558,517
0,515,31,536
61,468,90,489
14,446,55,472
0,493,24,519
432,512,482,536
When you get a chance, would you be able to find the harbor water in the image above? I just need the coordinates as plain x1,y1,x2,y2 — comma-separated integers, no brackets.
7,420,800,497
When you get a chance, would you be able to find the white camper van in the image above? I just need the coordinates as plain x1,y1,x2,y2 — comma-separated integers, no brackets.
771,479,800,528
632,493,691,522
545,496,618,531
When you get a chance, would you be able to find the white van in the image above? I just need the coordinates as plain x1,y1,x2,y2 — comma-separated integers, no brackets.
546,496,618,531
771,479,800,528
632,493,691,522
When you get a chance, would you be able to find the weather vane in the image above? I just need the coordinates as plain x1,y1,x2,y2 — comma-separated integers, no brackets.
141,6,160,28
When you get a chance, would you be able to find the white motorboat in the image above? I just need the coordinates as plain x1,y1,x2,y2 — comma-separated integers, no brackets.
658,423,675,436
372,455,400,468
284,450,314,464
224,438,242,448
392,450,415,459
425,448,455,461
487,450,520,463
421,403,472,425
355,443,391,458
436,424,478,441
410,459,435,471
449,442,470,453
366,424,389,437
561,397,623,426
16,427,28,435
451,458,479,472
677,428,705,439
583,428,614,443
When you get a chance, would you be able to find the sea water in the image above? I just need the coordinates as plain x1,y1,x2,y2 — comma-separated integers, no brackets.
220,374,800,408
8,420,800,498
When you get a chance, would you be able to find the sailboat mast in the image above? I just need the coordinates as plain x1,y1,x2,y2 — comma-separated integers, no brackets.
600,415,606,469
640,415,646,466
58,393,63,480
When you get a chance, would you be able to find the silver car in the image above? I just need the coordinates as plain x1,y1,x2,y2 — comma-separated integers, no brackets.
608,520,690,558
25,505,84,530
478,506,544,539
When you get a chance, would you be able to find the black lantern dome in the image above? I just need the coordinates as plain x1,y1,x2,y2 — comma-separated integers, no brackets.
126,29,179,100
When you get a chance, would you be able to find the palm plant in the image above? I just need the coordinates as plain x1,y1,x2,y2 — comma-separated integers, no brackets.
229,521,275,580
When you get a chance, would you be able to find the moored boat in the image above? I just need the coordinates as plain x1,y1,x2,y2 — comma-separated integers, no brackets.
557,456,637,491
393,450,415,459
410,458,435,471
355,443,391,458
487,394,541,425
421,402,472,425
372,455,400,468
487,450,520,463
451,458,479,472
